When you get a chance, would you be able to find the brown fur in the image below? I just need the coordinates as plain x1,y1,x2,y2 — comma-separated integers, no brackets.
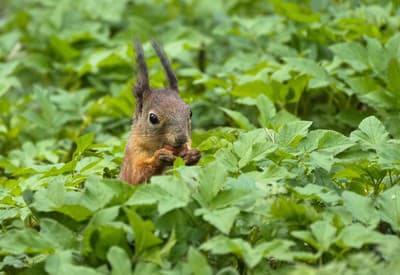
120,40,201,185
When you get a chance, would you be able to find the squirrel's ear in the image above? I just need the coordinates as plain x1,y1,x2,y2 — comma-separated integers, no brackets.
133,39,150,113
151,40,178,92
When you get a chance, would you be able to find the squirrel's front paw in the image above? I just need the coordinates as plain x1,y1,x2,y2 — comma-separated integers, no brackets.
180,148,201,166
156,148,177,165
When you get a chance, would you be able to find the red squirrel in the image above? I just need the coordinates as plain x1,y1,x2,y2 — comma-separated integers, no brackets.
120,40,201,184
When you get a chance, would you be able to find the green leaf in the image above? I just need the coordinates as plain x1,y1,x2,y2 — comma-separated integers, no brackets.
284,57,330,87
342,191,379,227
87,206,120,226
337,224,384,248
39,218,79,250
132,262,160,275
377,142,400,166
220,107,255,130
214,148,238,172
49,35,80,61
300,130,354,171
188,247,212,275
233,129,277,168
377,185,400,232
309,220,336,252
308,151,335,171
127,175,191,215
200,235,263,268
350,116,389,149
277,121,312,147
249,162,294,182
294,184,340,204
73,132,95,158
256,94,276,127
345,76,382,96
45,250,100,275
270,0,320,23
366,36,387,73
107,246,132,275
124,208,162,257
194,162,228,206
232,80,271,98
331,42,369,71
209,175,260,209
316,131,354,155
259,239,295,261
83,224,128,261
0,229,54,254
29,177,115,221
387,58,400,96
195,207,239,234
291,230,319,250
385,33,400,60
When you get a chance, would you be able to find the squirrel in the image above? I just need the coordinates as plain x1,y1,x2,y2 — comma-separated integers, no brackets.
120,40,201,185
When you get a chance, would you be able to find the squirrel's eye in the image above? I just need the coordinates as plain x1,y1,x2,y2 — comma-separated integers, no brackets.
149,113,159,124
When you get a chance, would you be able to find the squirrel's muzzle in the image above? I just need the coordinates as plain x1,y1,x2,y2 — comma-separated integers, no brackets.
174,133,188,147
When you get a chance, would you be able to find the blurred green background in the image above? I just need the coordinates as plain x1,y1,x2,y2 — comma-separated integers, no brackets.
1,0,400,161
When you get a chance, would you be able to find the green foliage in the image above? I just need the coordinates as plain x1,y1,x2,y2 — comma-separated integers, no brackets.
1,0,400,274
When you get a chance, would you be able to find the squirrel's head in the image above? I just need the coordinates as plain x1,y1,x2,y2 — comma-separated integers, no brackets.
132,40,192,150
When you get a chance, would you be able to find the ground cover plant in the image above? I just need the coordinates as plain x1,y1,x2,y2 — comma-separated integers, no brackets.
0,0,400,274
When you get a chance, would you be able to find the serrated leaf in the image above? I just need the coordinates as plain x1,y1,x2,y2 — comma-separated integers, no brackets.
200,235,263,268
316,130,354,155
345,76,381,96
331,42,369,71
294,184,340,204
127,175,190,215
377,142,400,166
214,148,238,172
337,224,384,248
45,250,99,275
350,116,389,149
73,132,95,158
259,239,295,261
124,208,162,257
284,57,330,87
385,33,400,60
310,220,337,252
308,151,335,171
277,121,312,147
39,218,79,250
256,94,276,127
30,177,115,221
209,175,259,209
188,247,212,275
291,230,319,250
377,185,400,232
0,229,54,254
107,246,132,275
387,58,400,96
194,162,228,206
232,80,271,98
366,36,387,73
220,107,255,130
342,191,379,227
233,129,277,168
195,207,239,234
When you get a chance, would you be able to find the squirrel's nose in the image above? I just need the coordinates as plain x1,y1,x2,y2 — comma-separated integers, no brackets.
174,134,187,147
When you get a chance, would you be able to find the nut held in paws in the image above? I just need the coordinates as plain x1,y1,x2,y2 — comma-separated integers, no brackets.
163,144,188,156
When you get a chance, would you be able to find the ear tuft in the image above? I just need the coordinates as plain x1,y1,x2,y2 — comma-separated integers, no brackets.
133,39,150,113
151,40,179,92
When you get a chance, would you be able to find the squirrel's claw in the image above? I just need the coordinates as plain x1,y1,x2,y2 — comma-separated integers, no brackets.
157,148,177,165
180,148,201,166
